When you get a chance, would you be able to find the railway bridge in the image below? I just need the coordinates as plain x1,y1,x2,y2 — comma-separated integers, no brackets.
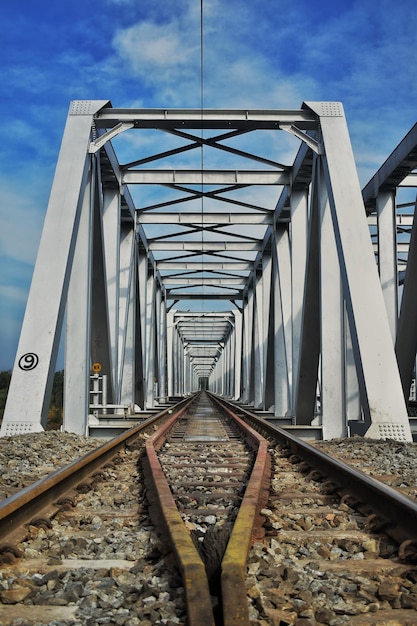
2,100,417,441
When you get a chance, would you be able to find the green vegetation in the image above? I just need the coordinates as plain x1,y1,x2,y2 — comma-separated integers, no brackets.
0,370,64,430
0,370,11,422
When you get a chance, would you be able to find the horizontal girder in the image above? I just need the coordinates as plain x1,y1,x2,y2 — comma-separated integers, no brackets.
167,292,243,300
149,241,262,251
139,212,274,224
157,261,254,270
164,277,246,285
124,170,289,185
94,107,318,130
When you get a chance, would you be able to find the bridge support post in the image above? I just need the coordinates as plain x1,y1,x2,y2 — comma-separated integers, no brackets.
290,189,309,416
233,310,243,401
63,160,94,435
305,102,412,441
318,158,346,438
377,191,398,340
272,226,292,416
1,100,110,437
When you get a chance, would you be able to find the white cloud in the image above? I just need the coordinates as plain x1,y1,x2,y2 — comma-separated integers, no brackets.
0,285,28,305
113,18,200,84
0,183,43,265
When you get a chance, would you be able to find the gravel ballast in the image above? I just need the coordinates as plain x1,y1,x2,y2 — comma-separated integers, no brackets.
1,431,417,625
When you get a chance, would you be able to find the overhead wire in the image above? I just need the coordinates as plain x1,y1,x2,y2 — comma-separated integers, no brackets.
200,0,205,308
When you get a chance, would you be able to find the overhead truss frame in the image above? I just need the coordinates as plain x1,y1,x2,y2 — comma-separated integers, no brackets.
1,100,416,442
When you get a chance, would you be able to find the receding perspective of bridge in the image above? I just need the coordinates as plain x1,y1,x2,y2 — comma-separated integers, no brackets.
2,100,417,442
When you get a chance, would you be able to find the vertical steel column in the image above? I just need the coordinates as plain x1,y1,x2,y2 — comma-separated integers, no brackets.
118,228,136,406
290,189,309,415
166,310,175,398
396,201,417,399
223,337,229,397
241,288,253,404
272,226,292,416
137,248,148,408
177,333,184,395
345,312,361,422
228,331,234,397
1,100,109,437
183,349,190,395
102,188,121,399
63,162,94,435
308,101,411,441
233,310,243,400
219,344,226,396
154,285,162,401
229,333,234,397
377,190,398,340
294,163,320,424
90,164,113,403
262,252,274,410
318,158,346,438
158,294,167,402
145,272,156,407
253,270,263,408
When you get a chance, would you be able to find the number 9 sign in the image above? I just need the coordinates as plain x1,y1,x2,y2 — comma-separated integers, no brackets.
18,353,39,371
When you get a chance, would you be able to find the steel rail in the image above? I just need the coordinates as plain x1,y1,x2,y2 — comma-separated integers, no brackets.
144,397,215,626
210,395,270,626
0,396,194,547
212,394,417,550
145,393,270,626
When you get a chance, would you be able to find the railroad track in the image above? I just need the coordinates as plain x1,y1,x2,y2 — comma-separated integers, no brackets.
1,392,417,625
143,391,270,626
220,395,417,625
0,398,193,626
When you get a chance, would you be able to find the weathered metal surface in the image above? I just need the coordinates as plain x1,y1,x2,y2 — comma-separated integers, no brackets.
144,400,215,626
216,394,417,547
0,397,192,545
211,396,271,626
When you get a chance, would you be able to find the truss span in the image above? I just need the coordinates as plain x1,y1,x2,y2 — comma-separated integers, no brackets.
2,101,417,442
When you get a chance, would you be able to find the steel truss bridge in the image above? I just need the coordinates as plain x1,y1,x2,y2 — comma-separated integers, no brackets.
2,100,417,441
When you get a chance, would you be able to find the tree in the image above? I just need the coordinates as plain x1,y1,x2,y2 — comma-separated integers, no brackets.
0,371,11,420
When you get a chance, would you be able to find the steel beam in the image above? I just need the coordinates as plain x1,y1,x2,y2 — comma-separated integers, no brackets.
149,241,262,251
305,101,412,441
318,159,346,438
95,107,318,130
63,164,93,435
125,171,288,186
138,212,274,224
157,261,253,271
377,191,398,340
273,226,291,416
4,101,416,442
1,100,110,436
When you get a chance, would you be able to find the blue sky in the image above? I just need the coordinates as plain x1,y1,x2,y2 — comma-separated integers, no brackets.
1,0,416,370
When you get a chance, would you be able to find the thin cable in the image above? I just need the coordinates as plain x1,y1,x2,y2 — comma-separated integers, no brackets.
200,0,205,306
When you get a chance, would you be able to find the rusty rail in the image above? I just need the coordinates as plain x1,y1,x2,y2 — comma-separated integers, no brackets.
0,396,194,547
144,398,215,626
211,396,271,626
211,393,417,550
145,393,271,626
